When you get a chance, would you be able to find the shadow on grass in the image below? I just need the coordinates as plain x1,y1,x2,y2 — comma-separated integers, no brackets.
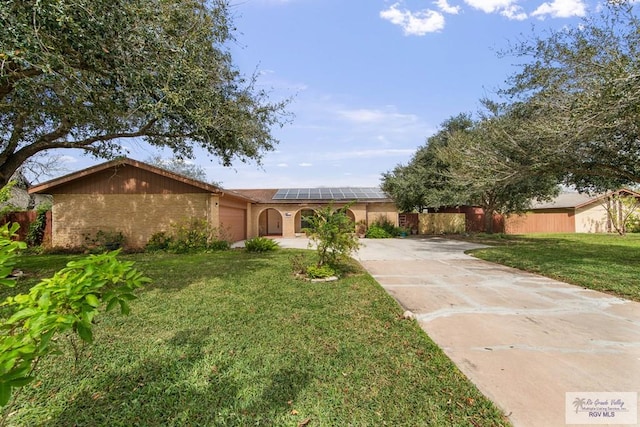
47,327,311,426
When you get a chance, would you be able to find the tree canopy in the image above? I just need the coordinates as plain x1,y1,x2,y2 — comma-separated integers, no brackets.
381,114,473,212
146,155,208,182
0,0,289,187
501,2,640,191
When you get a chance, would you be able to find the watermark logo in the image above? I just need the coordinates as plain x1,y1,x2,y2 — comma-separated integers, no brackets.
566,392,637,425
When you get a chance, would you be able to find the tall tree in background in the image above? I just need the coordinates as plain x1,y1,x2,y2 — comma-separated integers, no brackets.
502,1,640,191
146,155,208,182
381,114,473,212
0,0,289,187
437,108,559,232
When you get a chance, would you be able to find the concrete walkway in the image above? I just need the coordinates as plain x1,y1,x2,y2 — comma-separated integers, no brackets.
352,237,640,427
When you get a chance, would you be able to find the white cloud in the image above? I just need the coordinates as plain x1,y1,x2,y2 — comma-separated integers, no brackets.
501,4,527,20
532,0,586,18
277,163,288,168
320,149,417,161
463,0,527,19
380,3,445,35
434,0,461,14
298,162,313,167
336,108,419,125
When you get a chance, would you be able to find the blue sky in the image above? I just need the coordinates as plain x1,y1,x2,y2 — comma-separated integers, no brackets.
56,0,594,189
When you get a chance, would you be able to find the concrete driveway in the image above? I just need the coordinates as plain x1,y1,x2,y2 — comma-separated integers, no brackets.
352,237,640,427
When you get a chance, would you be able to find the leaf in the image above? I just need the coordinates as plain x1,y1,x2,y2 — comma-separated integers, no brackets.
85,294,100,307
105,298,119,312
119,300,130,315
76,323,93,344
0,382,11,406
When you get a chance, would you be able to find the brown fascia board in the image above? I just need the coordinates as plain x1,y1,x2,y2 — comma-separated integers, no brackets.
28,157,257,203
574,188,640,209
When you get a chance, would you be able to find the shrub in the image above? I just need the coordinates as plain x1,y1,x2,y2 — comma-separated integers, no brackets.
306,264,336,279
26,204,51,247
84,230,126,252
0,223,150,408
303,203,360,267
208,240,231,251
245,237,279,252
372,217,400,237
164,218,230,253
365,225,393,239
145,231,173,252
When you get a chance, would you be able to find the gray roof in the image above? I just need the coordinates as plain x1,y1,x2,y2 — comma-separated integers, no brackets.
531,192,598,209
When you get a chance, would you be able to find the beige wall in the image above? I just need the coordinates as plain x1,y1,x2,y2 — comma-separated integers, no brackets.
52,193,211,248
575,203,609,233
248,202,398,238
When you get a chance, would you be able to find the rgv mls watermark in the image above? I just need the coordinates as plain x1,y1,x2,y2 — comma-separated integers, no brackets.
566,392,638,425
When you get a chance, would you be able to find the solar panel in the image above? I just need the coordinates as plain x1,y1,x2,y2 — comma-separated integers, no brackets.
272,188,388,201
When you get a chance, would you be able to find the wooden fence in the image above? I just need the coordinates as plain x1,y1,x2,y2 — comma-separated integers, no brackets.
0,211,52,245
418,213,466,234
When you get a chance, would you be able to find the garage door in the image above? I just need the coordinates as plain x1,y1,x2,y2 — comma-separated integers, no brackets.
219,206,247,242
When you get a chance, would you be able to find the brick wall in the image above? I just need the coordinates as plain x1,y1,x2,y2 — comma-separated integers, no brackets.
52,193,210,248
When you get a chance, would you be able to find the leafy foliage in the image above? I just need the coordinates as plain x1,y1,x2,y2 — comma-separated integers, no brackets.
0,224,150,407
303,204,359,267
0,0,289,186
26,204,51,247
145,156,208,182
500,2,640,191
365,226,393,239
146,218,230,253
381,114,473,213
83,230,126,252
305,264,336,279
244,236,279,253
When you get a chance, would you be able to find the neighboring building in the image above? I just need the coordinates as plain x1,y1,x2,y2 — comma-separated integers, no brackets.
29,158,397,249
504,189,640,234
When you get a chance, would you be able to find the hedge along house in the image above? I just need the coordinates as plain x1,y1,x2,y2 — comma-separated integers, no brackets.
28,158,254,249
233,188,398,238
29,158,399,248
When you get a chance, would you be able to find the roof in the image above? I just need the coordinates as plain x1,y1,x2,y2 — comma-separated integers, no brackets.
531,189,640,210
233,187,392,203
28,158,257,203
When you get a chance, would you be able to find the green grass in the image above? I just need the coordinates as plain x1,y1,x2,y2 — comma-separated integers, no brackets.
462,233,640,302
2,250,509,426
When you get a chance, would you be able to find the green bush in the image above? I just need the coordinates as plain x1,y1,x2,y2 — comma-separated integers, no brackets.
372,217,400,237
84,230,126,252
208,240,231,251
164,218,230,253
365,225,393,239
145,231,173,252
0,222,150,408
244,237,279,252
306,264,336,279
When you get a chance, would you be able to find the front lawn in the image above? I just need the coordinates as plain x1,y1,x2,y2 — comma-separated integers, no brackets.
2,250,509,426
463,233,640,302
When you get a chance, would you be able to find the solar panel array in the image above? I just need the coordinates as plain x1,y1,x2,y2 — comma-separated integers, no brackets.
272,188,388,201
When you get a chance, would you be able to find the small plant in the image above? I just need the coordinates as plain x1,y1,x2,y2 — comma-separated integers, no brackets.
306,264,336,279
365,225,393,239
84,230,126,252
166,218,230,253
145,231,173,252
244,236,279,253
208,239,231,251
26,204,51,247
371,217,400,237
0,223,150,408
303,203,360,267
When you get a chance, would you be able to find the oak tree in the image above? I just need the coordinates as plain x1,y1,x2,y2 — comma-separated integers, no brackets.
0,0,288,187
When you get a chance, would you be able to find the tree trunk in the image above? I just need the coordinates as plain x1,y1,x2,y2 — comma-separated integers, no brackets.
483,209,495,234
